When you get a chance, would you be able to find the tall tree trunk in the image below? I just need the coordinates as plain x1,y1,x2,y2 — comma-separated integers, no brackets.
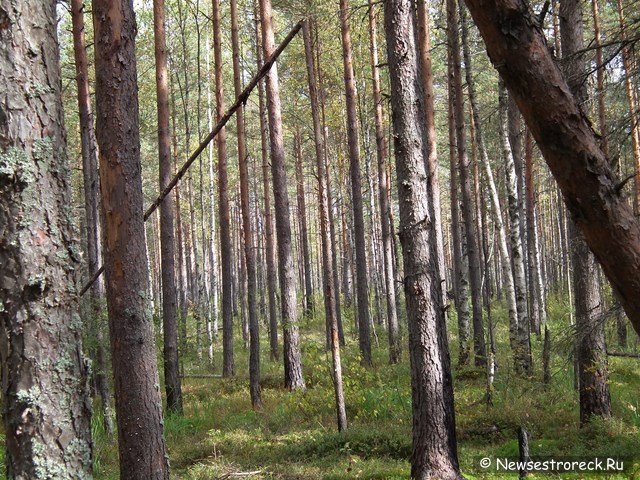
339,0,372,366
212,0,235,378
294,130,314,316
259,0,305,389
91,0,169,476
447,0,487,366
447,58,472,366
447,0,486,367
303,20,347,431
462,0,640,341
71,0,114,435
616,0,640,214
253,4,279,361
524,130,547,330
317,39,347,345
460,3,519,359
383,1,462,477
499,79,532,373
559,0,612,423
367,0,400,364
231,0,262,408
153,0,183,415
417,0,447,310
0,1,93,475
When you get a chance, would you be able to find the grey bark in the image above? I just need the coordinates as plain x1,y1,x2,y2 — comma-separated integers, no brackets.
0,0,93,476
383,1,462,477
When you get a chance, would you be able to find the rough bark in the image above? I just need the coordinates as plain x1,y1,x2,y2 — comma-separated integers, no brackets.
259,0,305,389
447,0,486,367
231,0,262,408
212,0,234,378
91,0,169,476
0,1,93,476
153,0,183,415
383,1,462,477
339,0,372,366
303,20,347,431
559,0,611,423
367,0,400,364
71,0,114,435
462,0,640,341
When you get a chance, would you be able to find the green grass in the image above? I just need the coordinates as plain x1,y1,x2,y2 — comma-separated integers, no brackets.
77,293,640,478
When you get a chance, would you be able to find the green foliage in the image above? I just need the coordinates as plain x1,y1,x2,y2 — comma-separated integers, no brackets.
72,292,640,479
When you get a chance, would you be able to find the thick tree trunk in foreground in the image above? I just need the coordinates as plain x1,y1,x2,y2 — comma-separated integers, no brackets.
339,0,372,366
0,1,93,475
231,0,262,408
153,0,183,415
384,1,462,478
259,0,305,389
303,21,347,431
462,0,640,339
447,0,486,367
212,0,234,378
367,0,400,364
92,0,169,477
559,0,611,423
71,0,114,435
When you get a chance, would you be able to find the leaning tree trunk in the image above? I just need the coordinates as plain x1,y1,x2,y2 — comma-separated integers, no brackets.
499,79,532,374
259,0,305,389
70,0,114,435
462,0,640,340
383,1,462,478
212,0,235,378
153,0,183,415
339,0,373,366
447,0,486,367
559,0,611,424
231,0,262,408
92,0,169,477
0,1,93,476
367,0,400,364
303,20,347,431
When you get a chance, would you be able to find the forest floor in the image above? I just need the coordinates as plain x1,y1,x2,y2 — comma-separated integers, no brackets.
25,294,640,478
